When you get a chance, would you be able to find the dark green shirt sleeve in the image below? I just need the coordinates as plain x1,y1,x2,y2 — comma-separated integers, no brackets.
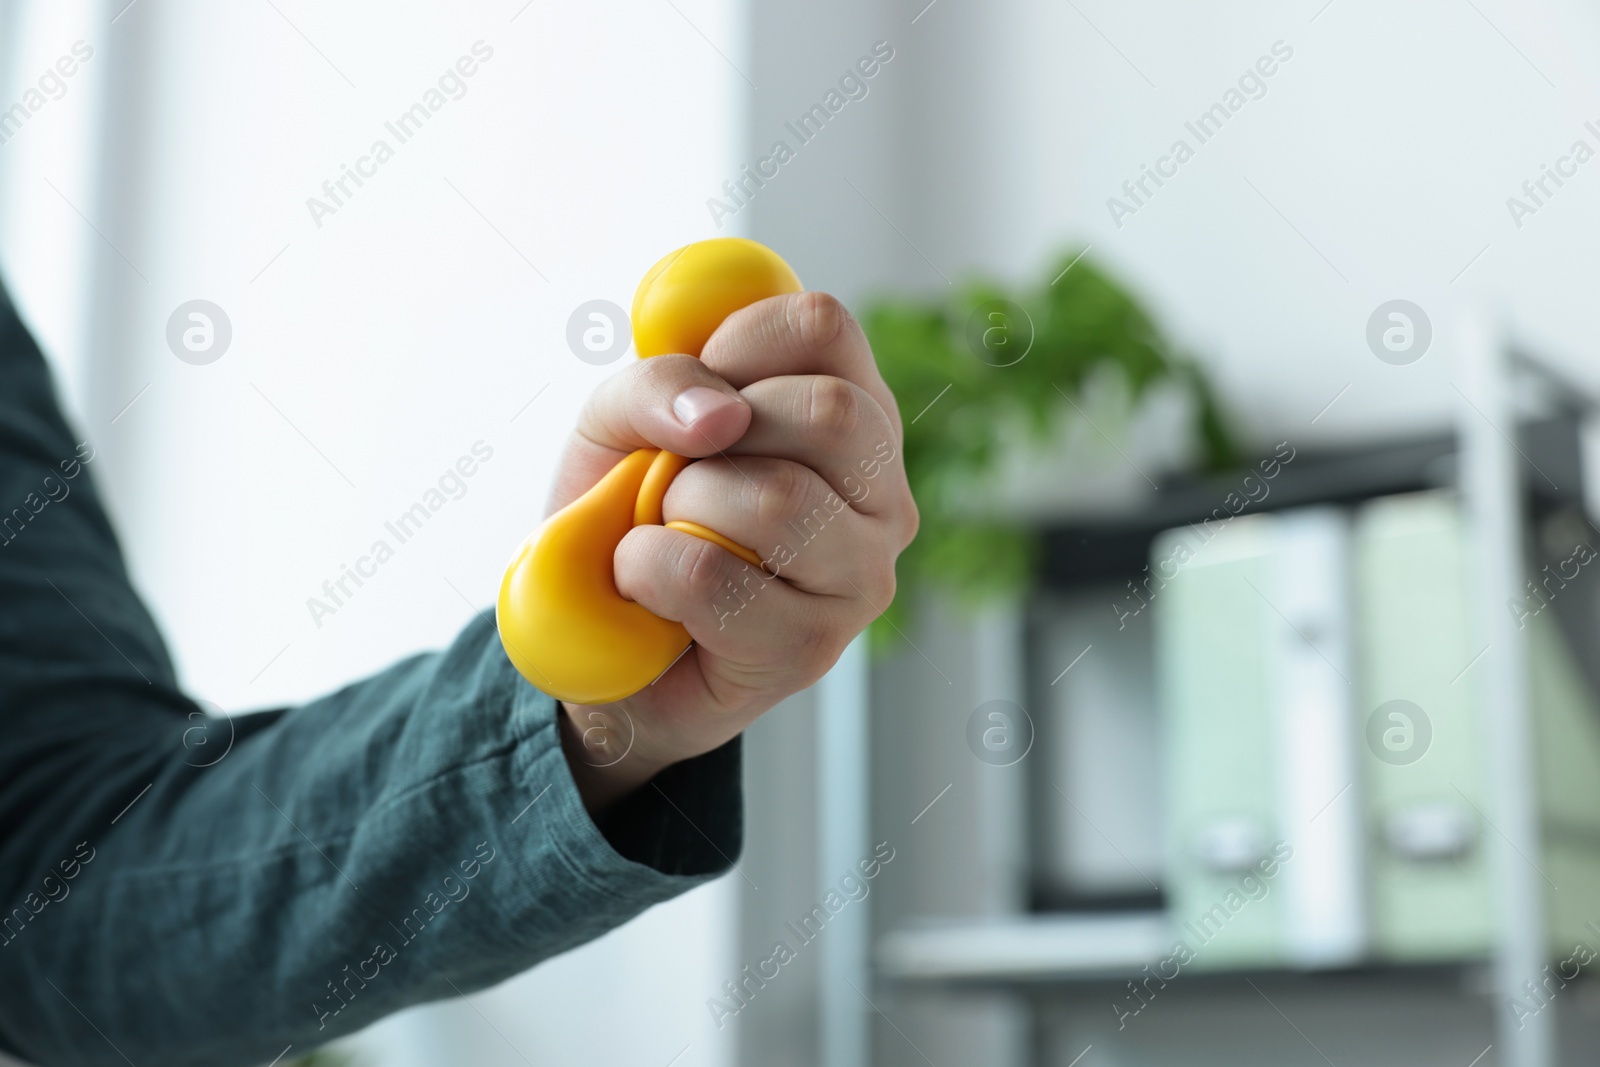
0,283,743,1067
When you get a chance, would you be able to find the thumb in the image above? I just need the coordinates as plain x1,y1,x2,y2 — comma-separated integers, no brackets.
578,353,751,458
548,355,750,514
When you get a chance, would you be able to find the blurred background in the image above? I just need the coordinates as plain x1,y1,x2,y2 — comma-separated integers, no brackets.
5,0,1600,1064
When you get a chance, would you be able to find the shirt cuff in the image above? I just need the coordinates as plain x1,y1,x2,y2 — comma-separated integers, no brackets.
509,679,744,883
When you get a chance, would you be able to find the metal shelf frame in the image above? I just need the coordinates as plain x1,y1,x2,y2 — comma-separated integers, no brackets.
854,322,1600,1067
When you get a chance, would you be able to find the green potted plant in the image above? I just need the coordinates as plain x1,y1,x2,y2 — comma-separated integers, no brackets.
864,250,1238,642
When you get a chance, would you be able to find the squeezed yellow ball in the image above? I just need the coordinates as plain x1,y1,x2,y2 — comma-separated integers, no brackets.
631,237,803,358
496,239,801,704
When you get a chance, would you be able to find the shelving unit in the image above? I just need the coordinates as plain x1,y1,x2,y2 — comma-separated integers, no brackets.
853,331,1600,1067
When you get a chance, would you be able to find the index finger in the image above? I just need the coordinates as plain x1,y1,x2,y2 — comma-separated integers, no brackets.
698,291,903,438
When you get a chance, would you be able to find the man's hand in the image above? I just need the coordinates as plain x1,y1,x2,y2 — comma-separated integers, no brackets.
548,291,917,813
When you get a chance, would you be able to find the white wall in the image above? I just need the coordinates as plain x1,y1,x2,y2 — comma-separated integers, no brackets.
0,0,101,423
0,1,745,1064
890,0,1600,447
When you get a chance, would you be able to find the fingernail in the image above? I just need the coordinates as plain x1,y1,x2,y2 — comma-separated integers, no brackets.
672,386,739,427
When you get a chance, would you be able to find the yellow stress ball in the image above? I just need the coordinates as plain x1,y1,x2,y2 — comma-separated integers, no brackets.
631,237,803,358
497,238,803,705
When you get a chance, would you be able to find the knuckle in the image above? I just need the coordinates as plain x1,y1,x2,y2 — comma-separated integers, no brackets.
753,462,815,528
631,351,677,388
680,535,776,624
632,352,701,400
805,376,863,443
678,534,738,604
626,357,677,423
788,291,846,349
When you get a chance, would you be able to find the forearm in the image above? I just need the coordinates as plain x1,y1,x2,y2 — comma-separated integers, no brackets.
0,614,742,1067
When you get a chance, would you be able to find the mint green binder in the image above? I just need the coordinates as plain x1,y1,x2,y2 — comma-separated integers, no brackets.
1154,517,1286,969
1357,490,1600,961
1355,491,1494,961
1157,489,1600,970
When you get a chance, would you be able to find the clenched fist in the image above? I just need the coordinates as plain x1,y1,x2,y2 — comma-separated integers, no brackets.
548,291,918,811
